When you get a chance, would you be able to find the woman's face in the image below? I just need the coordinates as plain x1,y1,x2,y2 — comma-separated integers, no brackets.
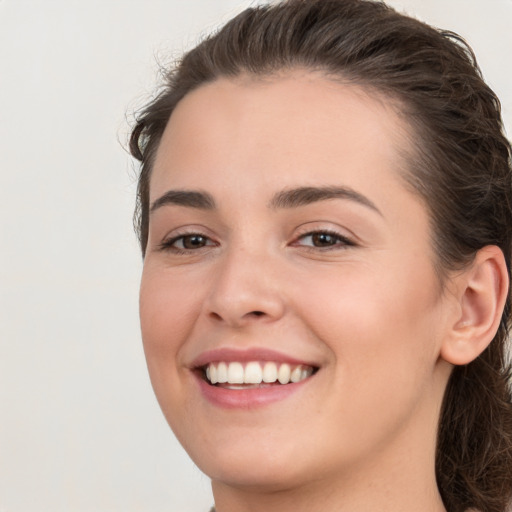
140,72,454,491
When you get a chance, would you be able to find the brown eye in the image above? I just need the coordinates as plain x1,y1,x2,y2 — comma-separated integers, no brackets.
159,232,216,253
295,230,354,250
311,233,338,247
178,234,209,249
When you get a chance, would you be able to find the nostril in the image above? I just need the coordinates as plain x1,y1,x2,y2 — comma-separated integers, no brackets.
208,310,265,322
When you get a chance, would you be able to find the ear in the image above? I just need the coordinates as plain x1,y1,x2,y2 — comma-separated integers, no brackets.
440,246,509,366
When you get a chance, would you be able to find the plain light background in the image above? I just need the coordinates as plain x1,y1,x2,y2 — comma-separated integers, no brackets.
0,1,510,511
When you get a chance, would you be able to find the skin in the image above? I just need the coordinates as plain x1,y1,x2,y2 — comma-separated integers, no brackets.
139,71,470,512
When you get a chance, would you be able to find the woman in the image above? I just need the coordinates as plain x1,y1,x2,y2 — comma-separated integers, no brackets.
129,1,512,511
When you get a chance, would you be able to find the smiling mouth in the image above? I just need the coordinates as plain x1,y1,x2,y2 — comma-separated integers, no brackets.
202,361,317,388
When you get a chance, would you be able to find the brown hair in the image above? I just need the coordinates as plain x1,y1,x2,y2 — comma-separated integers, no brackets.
129,1,512,510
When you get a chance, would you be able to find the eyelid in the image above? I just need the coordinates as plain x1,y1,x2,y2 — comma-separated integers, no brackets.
157,227,218,253
289,224,358,252
293,222,356,241
154,223,357,253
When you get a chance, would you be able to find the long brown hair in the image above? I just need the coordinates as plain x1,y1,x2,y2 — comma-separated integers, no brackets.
129,1,512,510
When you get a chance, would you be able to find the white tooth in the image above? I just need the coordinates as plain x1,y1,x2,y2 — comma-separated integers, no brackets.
210,364,218,384
227,362,244,384
217,362,228,383
278,363,291,384
290,365,302,383
262,362,278,383
244,362,263,384
205,365,211,381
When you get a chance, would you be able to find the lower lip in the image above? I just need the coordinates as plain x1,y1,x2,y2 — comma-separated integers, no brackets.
194,372,311,409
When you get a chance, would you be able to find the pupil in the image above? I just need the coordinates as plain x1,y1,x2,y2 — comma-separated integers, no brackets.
184,235,206,249
313,233,335,246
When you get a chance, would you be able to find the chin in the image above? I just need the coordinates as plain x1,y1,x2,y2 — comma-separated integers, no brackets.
204,459,308,491
184,433,314,490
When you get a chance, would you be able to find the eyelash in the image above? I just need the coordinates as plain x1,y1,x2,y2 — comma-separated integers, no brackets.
293,229,355,251
157,231,215,255
158,228,355,255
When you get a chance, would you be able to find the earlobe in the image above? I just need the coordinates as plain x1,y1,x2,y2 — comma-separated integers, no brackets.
440,246,509,366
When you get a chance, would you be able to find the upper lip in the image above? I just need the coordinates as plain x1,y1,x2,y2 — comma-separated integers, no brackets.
190,347,319,369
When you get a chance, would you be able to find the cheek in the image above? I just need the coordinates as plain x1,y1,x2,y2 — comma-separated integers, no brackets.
299,274,442,453
294,260,443,391
139,266,202,387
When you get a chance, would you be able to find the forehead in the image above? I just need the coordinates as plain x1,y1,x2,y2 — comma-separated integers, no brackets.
150,71,412,203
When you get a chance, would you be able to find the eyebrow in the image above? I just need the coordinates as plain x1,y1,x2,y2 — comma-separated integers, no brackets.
150,190,216,213
269,186,382,215
149,185,382,216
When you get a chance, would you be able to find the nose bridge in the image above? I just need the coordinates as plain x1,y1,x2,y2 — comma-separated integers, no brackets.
205,237,285,325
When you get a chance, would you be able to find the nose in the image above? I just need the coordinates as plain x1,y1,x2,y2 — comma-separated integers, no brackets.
204,246,286,328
